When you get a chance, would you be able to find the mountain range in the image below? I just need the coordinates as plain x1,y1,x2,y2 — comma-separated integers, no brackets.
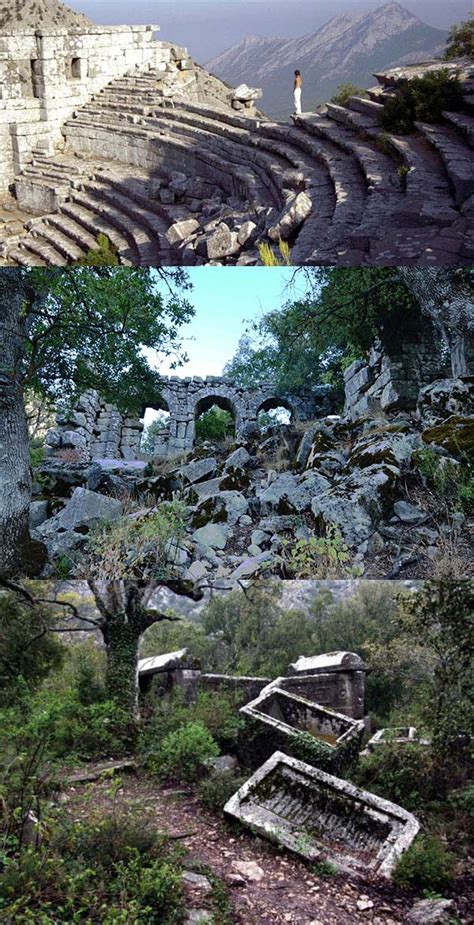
206,2,448,119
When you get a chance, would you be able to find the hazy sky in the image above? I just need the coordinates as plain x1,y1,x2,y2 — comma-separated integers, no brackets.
70,1,471,60
149,266,301,379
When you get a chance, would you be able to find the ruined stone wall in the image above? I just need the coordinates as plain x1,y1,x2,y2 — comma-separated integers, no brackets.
344,324,451,420
0,24,171,192
45,377,333,461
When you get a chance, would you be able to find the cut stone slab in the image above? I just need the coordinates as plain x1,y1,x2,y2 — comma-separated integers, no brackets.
224,751,420,879
289,652,365,674
224,446,252,469
180,457,217,484
191,523,229,550
166,218,200,246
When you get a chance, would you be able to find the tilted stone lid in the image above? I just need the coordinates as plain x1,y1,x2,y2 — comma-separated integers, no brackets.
288,651,365,674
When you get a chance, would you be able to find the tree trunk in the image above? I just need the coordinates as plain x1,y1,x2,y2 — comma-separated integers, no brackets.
0,270,46,577
87,581,167,720
397,268,473,377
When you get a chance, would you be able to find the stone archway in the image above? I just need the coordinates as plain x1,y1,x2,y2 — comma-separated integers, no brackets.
256,395,297,429
192,394,237,445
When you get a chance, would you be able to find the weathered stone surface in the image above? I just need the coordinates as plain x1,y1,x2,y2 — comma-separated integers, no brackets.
166,218,200,245
29,500,49,530
206,225,240,260
191,523,229,550
257,471,330,516
37,487,123,537
311,463,399,547
180,457,217,484
417,377,473,424
268,191,312,241
404,898,456,925
393,500,428,524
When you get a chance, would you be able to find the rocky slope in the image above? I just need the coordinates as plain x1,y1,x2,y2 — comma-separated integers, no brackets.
0,0,92,31
30,376,473,583
207,2,447,118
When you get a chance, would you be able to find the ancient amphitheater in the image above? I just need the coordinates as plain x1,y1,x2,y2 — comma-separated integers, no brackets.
1,14,473,266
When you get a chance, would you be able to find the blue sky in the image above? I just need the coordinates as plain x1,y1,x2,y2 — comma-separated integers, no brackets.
150,266,303,378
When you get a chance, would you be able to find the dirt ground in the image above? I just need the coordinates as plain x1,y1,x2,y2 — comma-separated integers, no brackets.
63,768,433,925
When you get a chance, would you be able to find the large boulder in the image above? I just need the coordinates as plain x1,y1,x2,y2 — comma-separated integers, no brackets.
37,488,123,539
311,463,400,548
191,490,248,527
422,414,474,454
257,471,330,516
417,377,473,425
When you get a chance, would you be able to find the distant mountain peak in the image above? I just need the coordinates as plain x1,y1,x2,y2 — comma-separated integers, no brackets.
207,1,446,120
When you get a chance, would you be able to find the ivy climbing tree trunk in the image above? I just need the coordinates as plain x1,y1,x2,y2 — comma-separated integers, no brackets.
87,580,184,719
397,268,474,377
0,270,47,577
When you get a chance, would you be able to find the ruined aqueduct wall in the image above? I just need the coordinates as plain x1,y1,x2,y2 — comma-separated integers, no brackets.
0,24,176,192
45,377,332,461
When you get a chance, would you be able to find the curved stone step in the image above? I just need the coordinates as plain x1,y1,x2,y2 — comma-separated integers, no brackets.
47,213,102,253
60,198,138,264
70,188,158,265
416,120,474,207
443,110,474,146
39,222,87,261
18,234,68,266
5,246,47,266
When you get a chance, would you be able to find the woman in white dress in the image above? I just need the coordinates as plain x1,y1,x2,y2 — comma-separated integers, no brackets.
294,70,302,115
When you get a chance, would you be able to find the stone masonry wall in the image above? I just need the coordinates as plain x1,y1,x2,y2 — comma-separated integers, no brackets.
0,24,174,193
344,324,450,420
45,377,334,461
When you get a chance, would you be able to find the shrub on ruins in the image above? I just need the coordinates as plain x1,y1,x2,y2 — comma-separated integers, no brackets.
149,721,220,782
276,527,355,579
74,232,121,266
85,500,187,580
142,690,244,754
0,792,186,925
443,14,474,60
331,83,367,105
197,769,247,811
355,742,445,812
380,70,464,134
393,835,456,894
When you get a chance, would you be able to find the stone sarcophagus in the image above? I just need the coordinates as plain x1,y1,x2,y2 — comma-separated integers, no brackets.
224,751,420,879
284,650,366,719
240,686,364,771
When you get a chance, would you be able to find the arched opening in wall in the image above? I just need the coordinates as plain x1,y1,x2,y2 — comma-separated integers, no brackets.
194,396,236,446
256,398,295,433
141,399,170,457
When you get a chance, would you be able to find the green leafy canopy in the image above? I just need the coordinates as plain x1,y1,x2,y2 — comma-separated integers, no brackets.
19,267,194,414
